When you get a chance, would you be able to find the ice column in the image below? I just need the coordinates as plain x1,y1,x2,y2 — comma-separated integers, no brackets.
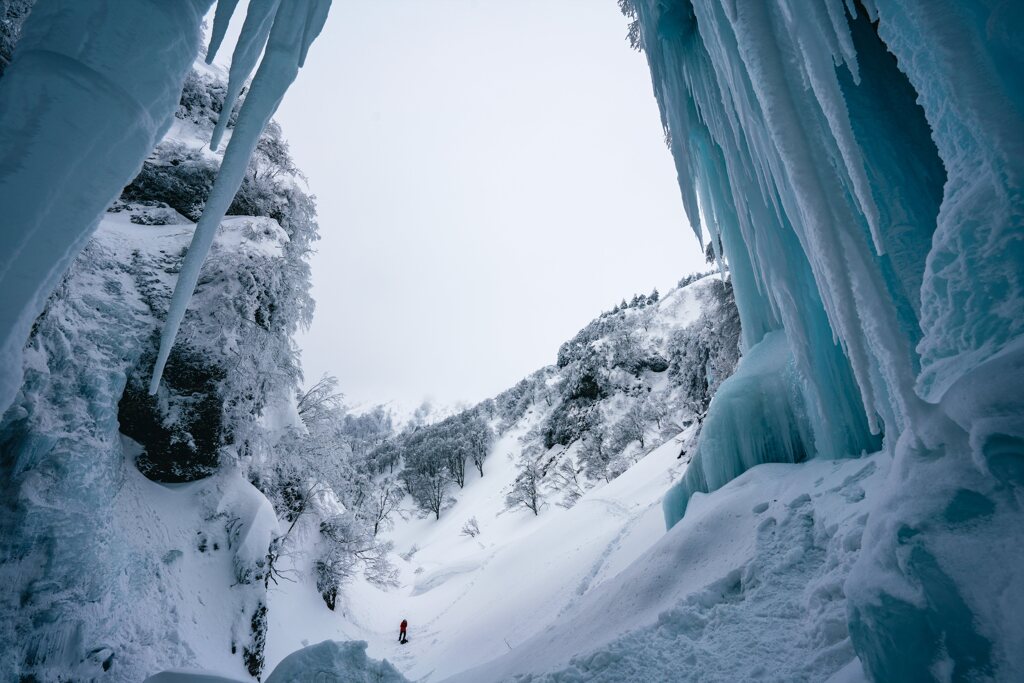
629,0,1023,677
0,0,213,415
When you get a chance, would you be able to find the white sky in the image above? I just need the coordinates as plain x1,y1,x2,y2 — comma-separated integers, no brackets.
220,1,705,407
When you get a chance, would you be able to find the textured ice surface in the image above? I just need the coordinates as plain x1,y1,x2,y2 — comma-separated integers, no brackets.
0,0,211,413
630,0,1023,678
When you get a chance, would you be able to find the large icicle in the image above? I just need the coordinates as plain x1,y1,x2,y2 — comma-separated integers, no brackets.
0,0,213,415
149,0,331,395
629,0,1023,678
206,0,242,62
208,0,283,152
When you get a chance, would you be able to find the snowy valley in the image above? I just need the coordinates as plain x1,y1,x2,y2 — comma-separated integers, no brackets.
261,272,741,682
1,0,1023,682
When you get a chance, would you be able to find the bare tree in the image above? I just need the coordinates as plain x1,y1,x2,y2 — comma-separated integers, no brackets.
316,512,399,609
368,476,402,536
616,398,648,449
550,459,585,509
460,516,481,538
506,457,544,516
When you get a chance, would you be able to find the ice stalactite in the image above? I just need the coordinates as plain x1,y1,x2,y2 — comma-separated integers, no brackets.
0,0,213,416
631,0,1023,677
0,1,332,679
207,0,282,152
206,0,242,63
149,0,331,395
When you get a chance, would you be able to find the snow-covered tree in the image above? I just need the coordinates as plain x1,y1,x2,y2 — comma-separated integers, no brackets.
506,454,545,516
460,516,481,538
316,513,397,611
366,475,403,537
549,458,585,509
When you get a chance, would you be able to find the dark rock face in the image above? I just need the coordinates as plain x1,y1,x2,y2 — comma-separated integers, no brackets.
119,342,224,483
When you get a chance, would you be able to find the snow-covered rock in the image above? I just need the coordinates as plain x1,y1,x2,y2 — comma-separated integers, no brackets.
265,641,407,683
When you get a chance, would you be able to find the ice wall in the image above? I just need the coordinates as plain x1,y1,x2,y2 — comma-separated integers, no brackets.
0,0,212,415
663,331,812,528
631,0,1024,678
0,0,332,414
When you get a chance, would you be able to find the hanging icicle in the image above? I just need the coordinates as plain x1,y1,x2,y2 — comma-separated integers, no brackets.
149,0,332,395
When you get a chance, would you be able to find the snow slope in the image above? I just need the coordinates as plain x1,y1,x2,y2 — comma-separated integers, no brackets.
454,454,887,682
263,406,889,682
258,273,734,679
265,418,694,681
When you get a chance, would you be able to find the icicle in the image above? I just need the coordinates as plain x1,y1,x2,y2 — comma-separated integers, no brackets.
206,0,241,63
824,0,860,84
0,0,214,414
210,0,282,152
149,0,331,395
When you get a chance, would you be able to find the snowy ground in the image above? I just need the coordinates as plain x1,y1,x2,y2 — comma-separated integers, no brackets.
263,404,885,683
264,416,692,681
455,454,886,682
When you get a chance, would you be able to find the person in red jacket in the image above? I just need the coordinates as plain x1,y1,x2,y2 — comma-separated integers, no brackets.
399,619,408,644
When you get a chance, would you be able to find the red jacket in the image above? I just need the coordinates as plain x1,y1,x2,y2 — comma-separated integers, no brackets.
400,620,408,630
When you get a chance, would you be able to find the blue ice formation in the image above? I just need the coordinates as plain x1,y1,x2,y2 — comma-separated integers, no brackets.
0,0,331,414
663,331,813,529
632,0,1023,678
149,0,331,395
0,0,210,414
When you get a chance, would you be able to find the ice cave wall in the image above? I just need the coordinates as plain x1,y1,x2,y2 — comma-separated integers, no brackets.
0,0,212,414
629,0,1023,678
0,1,331,680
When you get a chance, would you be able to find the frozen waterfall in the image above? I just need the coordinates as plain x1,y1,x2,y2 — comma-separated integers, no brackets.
628,0,1023,678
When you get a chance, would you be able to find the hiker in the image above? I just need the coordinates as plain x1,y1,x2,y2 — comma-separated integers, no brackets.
399,619,408,643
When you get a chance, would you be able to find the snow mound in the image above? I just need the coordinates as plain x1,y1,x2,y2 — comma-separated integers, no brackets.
265,641,408,683
145,641,408,683
145,671,250,683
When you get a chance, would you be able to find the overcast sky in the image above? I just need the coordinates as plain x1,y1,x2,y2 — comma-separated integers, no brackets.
225,1,706,408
